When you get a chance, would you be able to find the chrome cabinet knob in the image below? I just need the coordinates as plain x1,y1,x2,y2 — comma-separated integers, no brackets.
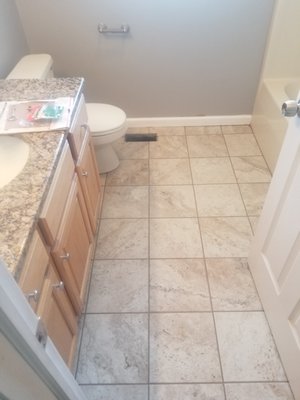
26,289,40,303
60,252,70,260
281,100,300,117
52,281,64,290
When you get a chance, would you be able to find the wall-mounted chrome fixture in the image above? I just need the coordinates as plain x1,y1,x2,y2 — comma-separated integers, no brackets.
98,23,130,34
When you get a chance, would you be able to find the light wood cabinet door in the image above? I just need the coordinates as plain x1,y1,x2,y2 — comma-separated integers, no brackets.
37,260,78,366
39,142,74,246
19,229,49,312
76,128,101,233
51,174,93,314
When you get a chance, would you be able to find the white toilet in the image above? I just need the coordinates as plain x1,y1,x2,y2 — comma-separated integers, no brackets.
6,54,127,173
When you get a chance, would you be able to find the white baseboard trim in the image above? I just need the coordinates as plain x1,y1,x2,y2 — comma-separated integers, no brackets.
127,115,252,127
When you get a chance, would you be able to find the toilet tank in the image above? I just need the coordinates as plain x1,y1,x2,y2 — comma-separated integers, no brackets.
6,54,54,79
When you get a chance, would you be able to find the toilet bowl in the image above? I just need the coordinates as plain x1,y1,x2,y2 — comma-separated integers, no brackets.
6,54,127,173
86,103,127,173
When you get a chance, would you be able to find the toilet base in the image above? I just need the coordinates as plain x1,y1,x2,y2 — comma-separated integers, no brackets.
94,143,120,173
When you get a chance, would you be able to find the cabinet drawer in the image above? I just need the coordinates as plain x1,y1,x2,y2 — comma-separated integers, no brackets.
19,229,49,312
37,261,78,366
39,142,74,246
68,94,88,160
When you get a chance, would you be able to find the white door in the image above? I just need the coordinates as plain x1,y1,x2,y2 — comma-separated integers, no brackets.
248,97,300,399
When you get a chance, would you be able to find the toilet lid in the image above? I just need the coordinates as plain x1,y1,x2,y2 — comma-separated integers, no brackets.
86,103,127,134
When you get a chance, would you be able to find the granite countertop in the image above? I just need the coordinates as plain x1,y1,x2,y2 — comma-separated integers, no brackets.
0,77,84,280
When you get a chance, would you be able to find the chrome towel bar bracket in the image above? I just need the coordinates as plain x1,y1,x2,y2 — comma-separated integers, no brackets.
98,23,130,34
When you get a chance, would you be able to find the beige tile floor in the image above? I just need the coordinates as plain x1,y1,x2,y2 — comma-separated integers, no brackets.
76,125,294,400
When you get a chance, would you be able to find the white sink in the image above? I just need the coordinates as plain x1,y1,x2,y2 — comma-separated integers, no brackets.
0,136,30,189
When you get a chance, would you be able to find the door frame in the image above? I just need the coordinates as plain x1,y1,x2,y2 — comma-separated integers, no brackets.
0,260,86,400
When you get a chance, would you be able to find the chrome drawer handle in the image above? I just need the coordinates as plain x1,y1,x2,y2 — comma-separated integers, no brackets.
52,281,64,290
60,252,70,260
26,289,40,303
82,170,88,177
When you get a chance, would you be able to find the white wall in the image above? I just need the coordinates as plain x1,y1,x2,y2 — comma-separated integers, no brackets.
15,0,274,117
0,0,28,78
262,0,300,79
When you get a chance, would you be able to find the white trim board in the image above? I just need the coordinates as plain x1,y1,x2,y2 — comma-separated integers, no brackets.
127,114,251,127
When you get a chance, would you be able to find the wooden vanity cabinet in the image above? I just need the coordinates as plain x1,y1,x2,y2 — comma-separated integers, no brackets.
19,228,77,366
20,95,101,365
51,174,93,314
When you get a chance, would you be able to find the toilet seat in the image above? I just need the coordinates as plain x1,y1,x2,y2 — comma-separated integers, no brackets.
86,103,127,136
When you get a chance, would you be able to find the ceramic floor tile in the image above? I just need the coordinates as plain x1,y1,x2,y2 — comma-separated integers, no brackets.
113,138,149,160
187,135,228,157
102,186,149,218
77,314,148,384
150,185,197,217
150,384,225,400
194,184,246,216
81,385,148,400
190,158,236,184
86,260,148,313
215,312,286,382
150,259,210,312
239,183,269,216
200,217,253,257
96,219,148,259
150,158,192,185
249,216,259,234
185,126,222,135
106,160,149,186
221,125,252,134
150,313,222,382
150,218,203,258
149,136,188,158
224,134,261,156
206,258,262,311
150,126,185,135
225,383,294,400
231,156,271,183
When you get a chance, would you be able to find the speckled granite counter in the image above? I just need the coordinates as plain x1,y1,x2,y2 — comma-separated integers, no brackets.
0,78,84,280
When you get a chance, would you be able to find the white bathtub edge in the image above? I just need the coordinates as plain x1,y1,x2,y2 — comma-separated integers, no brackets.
127,115,252,127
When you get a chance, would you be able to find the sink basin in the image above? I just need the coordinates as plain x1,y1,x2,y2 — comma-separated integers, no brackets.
0,136,30,189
